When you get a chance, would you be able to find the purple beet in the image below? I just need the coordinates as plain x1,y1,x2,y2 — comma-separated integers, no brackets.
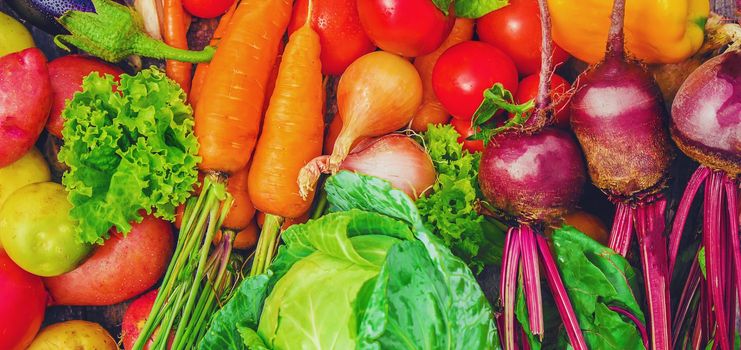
476,1,589,349
479,128,586,223
668,49,740,350
568,0,676,347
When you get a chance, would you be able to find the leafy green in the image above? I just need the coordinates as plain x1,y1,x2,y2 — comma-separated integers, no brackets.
326,171,500,349
199,275,270,350
455,0,509,18
552,226,646,350
469,83,535,144
698,247,706,278
416,124,505,273
202,172,499,350
432,0,453,15
58,67,200,244
56,0,214,62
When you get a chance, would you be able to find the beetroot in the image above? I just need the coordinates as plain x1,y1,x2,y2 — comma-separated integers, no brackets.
476,1,588,348
568,0,674,347
668,49,740,350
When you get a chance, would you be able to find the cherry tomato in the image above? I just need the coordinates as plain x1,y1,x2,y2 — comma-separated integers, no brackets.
356,0,454,57
0,250,46,350
476,0,570,76
514,73,571,128
182,0,234,19
432,41,519,121
289,0,375,75
450,118,484,153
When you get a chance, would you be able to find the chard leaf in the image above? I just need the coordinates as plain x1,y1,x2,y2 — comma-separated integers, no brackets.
326,171,500,349
454,0,508,18
552,226,646,350
432,0,453,15
59,67,199,244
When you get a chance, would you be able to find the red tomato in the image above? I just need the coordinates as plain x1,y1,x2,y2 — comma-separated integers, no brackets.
0,250,46,350
514,73,571,128
450,118,484,153
47,55,123,138
432,41,518,121
476,0,570,76
356,0,454,57
288,0,375,75
182,0,234,18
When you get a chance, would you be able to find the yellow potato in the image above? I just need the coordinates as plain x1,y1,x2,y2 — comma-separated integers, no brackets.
27,320,118,350
0,147,50,207
0,11,35,57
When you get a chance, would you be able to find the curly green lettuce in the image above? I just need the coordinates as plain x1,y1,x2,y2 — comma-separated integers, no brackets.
58,67,200,244
415,124,505,273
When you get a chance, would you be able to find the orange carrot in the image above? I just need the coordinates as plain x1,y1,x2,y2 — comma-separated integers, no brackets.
410,18,475,132
189,2,238,108
221,163,256,231
248,22,324,219
194,0,291,174
262,40,286,115
214,219,258,250
163,0,192,94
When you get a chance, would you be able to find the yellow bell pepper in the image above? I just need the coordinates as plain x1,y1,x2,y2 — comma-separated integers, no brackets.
547,0,709,64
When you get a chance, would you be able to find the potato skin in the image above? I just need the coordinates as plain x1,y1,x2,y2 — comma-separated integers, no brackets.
27,320,118,350
44,215,174,306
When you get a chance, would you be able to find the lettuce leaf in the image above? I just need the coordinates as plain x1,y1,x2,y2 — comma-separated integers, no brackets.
58,67,199,243
552,226,646,350
416,124,505,273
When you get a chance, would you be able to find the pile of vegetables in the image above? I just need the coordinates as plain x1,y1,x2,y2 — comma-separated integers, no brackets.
0,0,738,348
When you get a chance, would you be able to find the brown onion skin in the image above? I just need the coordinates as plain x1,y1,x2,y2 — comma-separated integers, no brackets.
671,50,741,177
478,128,586,224
570,56,674,198
340,134,436,199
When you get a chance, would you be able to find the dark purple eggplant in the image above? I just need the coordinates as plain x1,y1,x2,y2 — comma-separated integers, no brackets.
6,0,94,34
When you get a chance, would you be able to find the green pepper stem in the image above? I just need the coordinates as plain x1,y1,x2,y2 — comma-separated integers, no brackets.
133,34,215,63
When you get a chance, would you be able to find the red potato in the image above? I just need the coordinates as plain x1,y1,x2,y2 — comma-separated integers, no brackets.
46,55,123,138
44,215,174,306
356,0,454,57
0,250,46,350
0,48,51,167
288,0,375,75
122,290,173,350
515,73,571,128
476,0,569,76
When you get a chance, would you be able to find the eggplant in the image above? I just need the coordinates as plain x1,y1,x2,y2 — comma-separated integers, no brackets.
6,0,94,34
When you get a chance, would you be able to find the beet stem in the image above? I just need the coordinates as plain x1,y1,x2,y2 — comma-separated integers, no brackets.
703,172,731,349
608,203,634,256
521,226,544,337
723,176,741,308
535,234,588,350
535,0,553,112
606,0,626,58
608,306,649,349
672,253,702,347
635,198,671,350
669,166,711,274
501,228,522,350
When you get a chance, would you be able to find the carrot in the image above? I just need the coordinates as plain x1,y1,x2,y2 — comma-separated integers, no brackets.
248,21,324,275
189,2,238,108
410,18,475,132
262,40,286,115
163,0,192,94
194,0,292,174
214,219,258,250
221,163,256,231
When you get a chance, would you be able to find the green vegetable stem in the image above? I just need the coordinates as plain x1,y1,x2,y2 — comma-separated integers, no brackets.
54,0,214,63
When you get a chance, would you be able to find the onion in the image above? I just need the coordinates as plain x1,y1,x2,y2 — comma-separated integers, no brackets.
329,51,423,171
298,134,436,200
